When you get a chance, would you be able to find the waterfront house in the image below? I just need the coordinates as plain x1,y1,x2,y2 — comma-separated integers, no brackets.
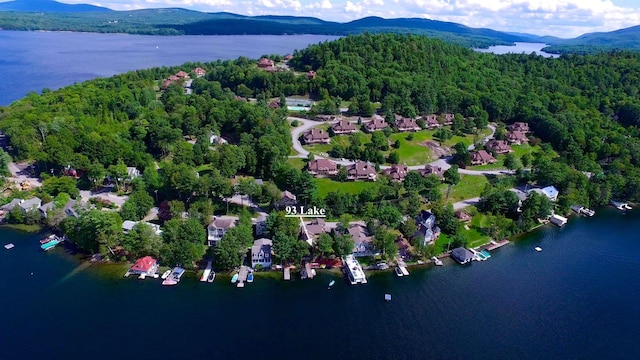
508,122,530,133
176,71,190,79
300,218,326,246
193,67,206,78
365,115,388,132
331,120,358,134
451,247,474,265
419,164,445,179
528,186,559,202
252,212,268,237
122,221,162,235
258,58,275,68
207,216,238,246
0,199,23,212
38,202,55,218
168,75,180,82
423,114,441,129
307,159,338,177
129,256,158,276
485,140,513,154
470,150,497,165
251,238,273,269
18,197,42,213
63,199,81,218
160,80,172,90
413,210,439,246
283,54,293,62
505,130,529,145
276,190,298,210
383,164,409,182
417,210,436,229
395,117,421,132
303,128,330,144
346,161,377,181
349,223,374,257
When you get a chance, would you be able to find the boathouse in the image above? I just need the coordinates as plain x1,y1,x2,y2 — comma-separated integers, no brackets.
451,247,474,265
129,256,158,276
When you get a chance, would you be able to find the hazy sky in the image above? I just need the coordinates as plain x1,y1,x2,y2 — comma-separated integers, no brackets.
22,0,640,38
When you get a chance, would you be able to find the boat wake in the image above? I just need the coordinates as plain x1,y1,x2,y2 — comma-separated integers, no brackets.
54,261,93,285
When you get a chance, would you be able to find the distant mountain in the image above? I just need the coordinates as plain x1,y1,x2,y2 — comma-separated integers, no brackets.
543,25,640,54
0,0,112,12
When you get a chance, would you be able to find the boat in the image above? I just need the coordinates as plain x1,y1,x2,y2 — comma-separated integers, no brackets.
328,280,335,288
4,243,14,250
611,200,632,211
247,272,254,283
207,271,216,283
40,234,57,244
431,256,443,266
395,267,404,277
231,273,239,284
138,274,146,280
41,238,61,251
161,270,171,279
162,267,185,286
535,247,542,252
581,208,596,217
571,205,596,217
200,261,212,282
343,255,367,285
385,294,392,302
481,250,492,259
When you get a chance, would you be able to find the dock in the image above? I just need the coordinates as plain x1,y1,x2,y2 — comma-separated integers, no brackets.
485,239,510,251
237,265,248,288
200,261,212,282
550,214,568,226
301,262,315,280
284,267,291,281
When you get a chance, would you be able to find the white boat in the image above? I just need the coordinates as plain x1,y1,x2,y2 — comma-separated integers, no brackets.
343,255,367,285
385,294,392,302
535,247,542,252
395,267,403,277
207,271,216,283
162,267,185,286
138,273,146,280
161,270,171,279
4,243,14,250
431,256,443,266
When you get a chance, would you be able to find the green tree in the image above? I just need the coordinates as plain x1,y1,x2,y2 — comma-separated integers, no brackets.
317,233,334,257
332,233,355,258
121,222,163,259
504,153,521,170
373,228,398,260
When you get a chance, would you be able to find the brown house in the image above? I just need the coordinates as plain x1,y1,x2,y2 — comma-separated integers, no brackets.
395,117,421,132
365,115,389,132
307,159,338,177
160,80,173,90
347,161,378,181
300,218,326,245
485,140,513,154
470,150,497,165
505,131,529,145
442,113,455,126
303,128,330,144
269,100,280,109
419,164,445,179
383,164,409,182
258,57,275,68
508,122,530,133
331,120,358,134
168,75,180,81
423,114,441,129
176,71,190,79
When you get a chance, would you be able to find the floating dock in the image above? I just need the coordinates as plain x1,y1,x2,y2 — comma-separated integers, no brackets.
4,243,14,250
399,266,409,276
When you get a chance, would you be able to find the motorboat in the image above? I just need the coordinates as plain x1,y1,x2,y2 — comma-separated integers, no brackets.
247,272,254,283
162,267,185,286
207,271,216,283
395,267,404,277
231,273,239,283
161,270,171,279
535,247,542,252
40,235,57,244
328,280,335,288
431,256,443,266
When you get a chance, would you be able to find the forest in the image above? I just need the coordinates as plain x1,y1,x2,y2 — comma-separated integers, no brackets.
2,33,640,269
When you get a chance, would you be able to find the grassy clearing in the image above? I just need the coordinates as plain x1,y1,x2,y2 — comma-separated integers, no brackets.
443,175,489,202
286,157,306,170
316,178,377,198
389,131,435,165
1,224,43,233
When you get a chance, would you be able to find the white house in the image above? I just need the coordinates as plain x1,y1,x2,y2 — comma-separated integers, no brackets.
122,220,162,235
529,186,559,202
207,216,238,246
251,238,273,269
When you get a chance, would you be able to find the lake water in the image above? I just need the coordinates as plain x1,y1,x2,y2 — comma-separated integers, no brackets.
0,31,339,106
475,42,559,58
1,209,639,359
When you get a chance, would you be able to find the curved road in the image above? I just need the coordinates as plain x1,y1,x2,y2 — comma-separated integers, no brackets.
289,117,508,175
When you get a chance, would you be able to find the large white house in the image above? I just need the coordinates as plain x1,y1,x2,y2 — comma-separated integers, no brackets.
251,238,273,269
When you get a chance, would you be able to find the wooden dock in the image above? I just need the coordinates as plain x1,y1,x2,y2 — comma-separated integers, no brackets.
301,263,315,280
237,266,248,288
284,267,291,281
485,239,510,251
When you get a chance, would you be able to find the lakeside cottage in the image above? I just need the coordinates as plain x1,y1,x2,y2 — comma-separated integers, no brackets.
349,223,374,257
346,161,377,181
395,117,421,132
251,238,273,269
331,120,358,134
258,57,275,68
193,67,206,78
307,159,338,177
276,190,298,210
470,150,497,165
413,210,440,246
383,164,409,182
505,130,529,145
2,198,43,214
485,139,513,154
207,216,238,246
528,186,559,202
303,128,330,144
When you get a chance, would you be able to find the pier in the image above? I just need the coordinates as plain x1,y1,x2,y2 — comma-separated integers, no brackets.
284,267,291,281
237,266,249,288
301,262,315,280
485,239,510,251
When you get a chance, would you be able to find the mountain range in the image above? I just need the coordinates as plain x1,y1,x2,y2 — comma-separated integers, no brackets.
0,0,639,53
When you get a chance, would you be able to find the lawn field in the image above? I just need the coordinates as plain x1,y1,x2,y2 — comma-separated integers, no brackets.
443,175,489,202
315,177,377,198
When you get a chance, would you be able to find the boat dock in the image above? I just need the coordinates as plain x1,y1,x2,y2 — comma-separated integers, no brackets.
550,214,568,226
301,262,315,280
571,205,596,217
200,261,212,282
284,267,291,281
237,266,249,288
485,239,510,251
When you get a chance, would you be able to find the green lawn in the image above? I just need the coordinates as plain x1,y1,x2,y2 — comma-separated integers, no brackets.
444,175,489,202
467,143,539,171
389,131,435,165
315,178,377,198
286,157,306,170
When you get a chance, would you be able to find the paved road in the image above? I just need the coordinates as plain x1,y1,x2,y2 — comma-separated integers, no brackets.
452,197,481,211
79,190,129,209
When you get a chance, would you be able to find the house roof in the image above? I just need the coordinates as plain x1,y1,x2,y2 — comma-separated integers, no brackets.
19,197,41,211
123,220,137,231
542,186,559,198
471,150,496,162
383,164,409,180
252,238,273,256
308,159,337,171
420,165,444,178
347,161,377,177
486,140,512,152
366,115,388,130
419,210,434,222
282,190,297,201
348,224,372,244
332,120,356,132
304,128,329,141
1,198,22,211
505,130,528,142
209,216,238,229
39,202,55,213
451,247,474,262
130,256,157,272
395,117,419,129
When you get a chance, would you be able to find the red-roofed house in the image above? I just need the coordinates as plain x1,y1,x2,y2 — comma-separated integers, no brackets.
129,256,158,276
347,161,377,181
307,159,338,177
193,67,206,78
365,115,388,132
395,117,421,132
258,58,275,68
470,150,497,165
168,75,180,81
161,80,173,90
485,140,513,154
331,120,358,134
176,71,190,78
505,131,529,145
303,128,330,144
269,100,280,109
383,164,409,182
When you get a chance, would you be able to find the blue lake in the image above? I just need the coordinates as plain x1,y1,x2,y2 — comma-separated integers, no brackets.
475,42,559,58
